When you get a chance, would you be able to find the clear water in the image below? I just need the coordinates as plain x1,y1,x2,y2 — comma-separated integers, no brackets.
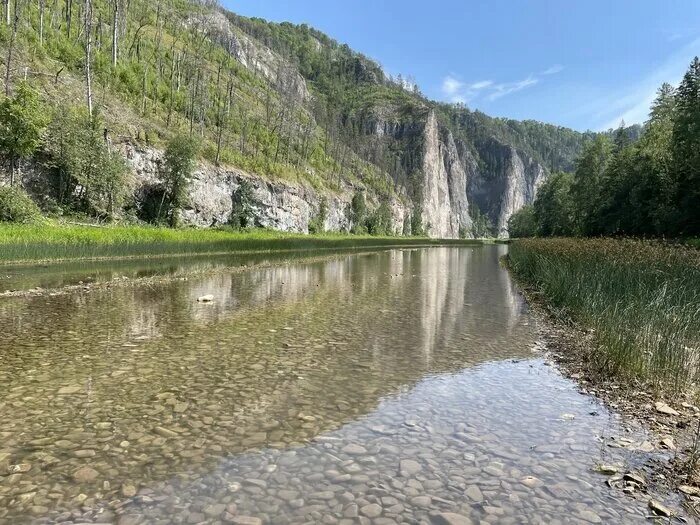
0,246,688,524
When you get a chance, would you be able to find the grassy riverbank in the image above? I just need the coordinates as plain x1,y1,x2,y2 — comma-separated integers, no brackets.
507,238,700,392
0,223,491,264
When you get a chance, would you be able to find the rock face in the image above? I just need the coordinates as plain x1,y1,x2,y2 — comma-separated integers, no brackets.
467,138,546,237
123,143,408,235
420,111,472,238
120,116,547,238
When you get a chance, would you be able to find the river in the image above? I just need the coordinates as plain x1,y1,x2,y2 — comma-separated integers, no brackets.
0,246,687,524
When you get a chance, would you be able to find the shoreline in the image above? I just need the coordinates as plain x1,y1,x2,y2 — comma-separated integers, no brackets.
0,240,493,267
507,261,700,519
0,224,503,266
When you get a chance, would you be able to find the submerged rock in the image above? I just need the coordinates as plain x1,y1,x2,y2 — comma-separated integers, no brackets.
622,471,646,487
72,466,99,483
399,459,421,476
341,443,367,455
430,512,474,525
520,476,543,489
57,385,82,395
197,295,215,303
360,503,382,518
465,484,484,502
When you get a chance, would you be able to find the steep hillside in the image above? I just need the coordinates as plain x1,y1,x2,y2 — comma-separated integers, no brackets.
0,0,594,236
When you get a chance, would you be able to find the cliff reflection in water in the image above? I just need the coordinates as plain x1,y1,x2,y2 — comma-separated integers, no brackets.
0,246,534,521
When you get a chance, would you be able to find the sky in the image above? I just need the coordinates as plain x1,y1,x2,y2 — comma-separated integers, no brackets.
223,1,700,131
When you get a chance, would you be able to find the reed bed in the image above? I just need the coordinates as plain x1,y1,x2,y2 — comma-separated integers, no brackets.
0,223,485,263
508,238,700,392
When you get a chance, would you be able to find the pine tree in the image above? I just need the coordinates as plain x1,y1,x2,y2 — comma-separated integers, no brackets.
640,83,677,233
671,57,700,235
571,135,612,235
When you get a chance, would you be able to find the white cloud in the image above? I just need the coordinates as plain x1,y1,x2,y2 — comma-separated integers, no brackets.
441,75,494,103
440,66,558,105
470,80,493,90
488,76,539,101
542,64,564,75
442,75,464,96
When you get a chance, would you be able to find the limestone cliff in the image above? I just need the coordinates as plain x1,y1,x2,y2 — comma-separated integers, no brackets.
467,139,547,237
122,144,408,234
119,112,547,239
420,111,471,238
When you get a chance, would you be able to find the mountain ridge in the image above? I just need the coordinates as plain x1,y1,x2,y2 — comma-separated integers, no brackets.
0,0,614,236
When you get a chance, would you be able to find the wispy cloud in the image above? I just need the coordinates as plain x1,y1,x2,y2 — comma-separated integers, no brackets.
488,76,539,101
441,75,493,103
594,37,700,130
542,64,564,75
470,80,494,90
442,75,464,97
441,65,561,105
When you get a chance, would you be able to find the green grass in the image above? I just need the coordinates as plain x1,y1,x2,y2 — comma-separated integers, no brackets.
0,223,486,264
507,238,700,392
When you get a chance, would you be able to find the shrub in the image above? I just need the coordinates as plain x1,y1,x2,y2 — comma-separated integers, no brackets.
366,201,391,235
507,205,537,238
308,196,327,234
350,190,367,234
161,134,199,227
229,179,257,228
0,186,42,223
410,206,424,236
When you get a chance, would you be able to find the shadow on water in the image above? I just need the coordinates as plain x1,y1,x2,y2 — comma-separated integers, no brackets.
0,246,690,524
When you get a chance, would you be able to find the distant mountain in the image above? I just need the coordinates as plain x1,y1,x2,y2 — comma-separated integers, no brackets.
1,0,602,236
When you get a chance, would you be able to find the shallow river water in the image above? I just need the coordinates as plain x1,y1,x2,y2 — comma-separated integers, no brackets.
0,246,688,524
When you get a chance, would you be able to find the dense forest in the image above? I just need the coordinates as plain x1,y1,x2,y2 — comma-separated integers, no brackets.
508,57,700,239
0,0,598,234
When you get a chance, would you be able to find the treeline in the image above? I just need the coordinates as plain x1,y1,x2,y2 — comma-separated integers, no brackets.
509,57,700,239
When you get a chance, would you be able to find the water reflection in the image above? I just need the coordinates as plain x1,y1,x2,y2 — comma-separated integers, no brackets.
0,247,685,524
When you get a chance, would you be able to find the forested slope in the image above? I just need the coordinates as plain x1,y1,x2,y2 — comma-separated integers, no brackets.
0,0,598,236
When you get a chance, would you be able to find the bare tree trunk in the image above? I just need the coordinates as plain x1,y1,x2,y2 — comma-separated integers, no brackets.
167,51,177,126
49,0,56,29
216,79,233,165
66,0,72,38
189,67,200,135
84,0,93,116
4,0,9,25
4,0,20,96
38,0,44,44
141,63,147,115
111,0,118,66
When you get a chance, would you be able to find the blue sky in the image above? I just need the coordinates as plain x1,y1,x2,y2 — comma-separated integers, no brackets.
224,1,700,131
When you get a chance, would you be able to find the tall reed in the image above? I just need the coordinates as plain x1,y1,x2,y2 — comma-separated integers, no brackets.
508,238,700,392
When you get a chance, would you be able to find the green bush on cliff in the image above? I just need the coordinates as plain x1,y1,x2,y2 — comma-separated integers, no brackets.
308,197,328,234
0,186,42,223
